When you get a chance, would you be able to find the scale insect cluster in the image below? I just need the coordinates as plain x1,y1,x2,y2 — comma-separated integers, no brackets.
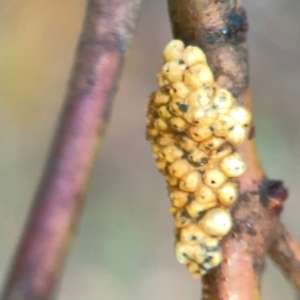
146,40,252,278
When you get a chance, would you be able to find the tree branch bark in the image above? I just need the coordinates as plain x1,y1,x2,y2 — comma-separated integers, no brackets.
268,223,300,293
167,0,289,299
1,1,142,299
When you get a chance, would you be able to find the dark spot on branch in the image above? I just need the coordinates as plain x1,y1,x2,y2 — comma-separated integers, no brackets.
259,180,288,214
247,226,257,236
252,252,265,275
267,181,288,200
232,221,243,234
248,125,255,140
239,192,251,203
224,8,248,44
204,30,224,45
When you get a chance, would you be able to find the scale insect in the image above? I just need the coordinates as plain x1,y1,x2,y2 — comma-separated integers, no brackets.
146,40,252,278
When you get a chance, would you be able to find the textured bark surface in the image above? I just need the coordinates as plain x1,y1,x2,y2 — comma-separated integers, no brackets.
1,1,142,299
269,223,300,293
168,0,249,98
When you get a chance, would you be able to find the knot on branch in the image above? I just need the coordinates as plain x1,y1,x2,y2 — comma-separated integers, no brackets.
223,8,248,44
259,180,288,214
200,6,248,46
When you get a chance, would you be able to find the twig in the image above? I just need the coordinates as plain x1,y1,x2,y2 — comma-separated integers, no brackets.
1,1,142,299
268,223,300,293
167,0,289,299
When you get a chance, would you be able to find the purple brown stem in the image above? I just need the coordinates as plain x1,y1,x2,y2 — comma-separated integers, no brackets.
268,223,300,293
1,1,142,299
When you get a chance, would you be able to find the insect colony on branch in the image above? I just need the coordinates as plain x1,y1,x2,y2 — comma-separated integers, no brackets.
146,40,252,277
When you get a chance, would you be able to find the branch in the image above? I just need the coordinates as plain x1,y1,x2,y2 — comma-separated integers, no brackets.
268,223,300,293
1,1,142,299
167,0,289,299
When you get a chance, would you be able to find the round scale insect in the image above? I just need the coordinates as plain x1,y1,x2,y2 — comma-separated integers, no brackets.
146,40,252,277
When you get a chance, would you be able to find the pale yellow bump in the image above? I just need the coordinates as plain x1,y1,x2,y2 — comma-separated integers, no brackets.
151,144,161,159
186,201,207,218
156,72,164,88
182,46,207,66
177,135,199,152
170,189,189,208
175,241,195,264
179,171,202,193
201,236,219,249
154,118,168,131
187,148,209,167
184,106,218,126
156,72,168,88
194,185,217,205
199,207,232,237
156,134,174,146
165,174,178,186
180,224,207,244
210,143,233,160
185,88,211,108
184,70,204,89
226,124,247,147
154,90,170,106
211,114,235,137
161,145,183,163
194,245,206,265
212,88,233,113
217,182,238,207
157,105,172,119
206,250,222,268
201,136,226,151
219,152,246,177
169,205,179,216
229,105,252,126
202,82,217,98
188,63,214,84
187,125,213,142
146,127,159,139
162,61,184,82
187,262,201,278
170,82,190,99
174,210,192,228
155,159,167,172
168,159,191,178
184,106,217,126
169,117,188,132
163,40,185,62
203,168,227,188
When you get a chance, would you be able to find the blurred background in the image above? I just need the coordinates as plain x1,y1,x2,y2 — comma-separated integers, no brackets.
0,0,300,299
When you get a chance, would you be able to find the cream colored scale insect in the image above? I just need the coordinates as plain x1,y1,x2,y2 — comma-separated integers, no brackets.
146,40,252,278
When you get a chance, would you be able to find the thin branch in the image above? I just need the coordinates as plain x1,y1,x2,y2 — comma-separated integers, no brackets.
268,223,300,293
167,0,289,299
1,1,142,299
